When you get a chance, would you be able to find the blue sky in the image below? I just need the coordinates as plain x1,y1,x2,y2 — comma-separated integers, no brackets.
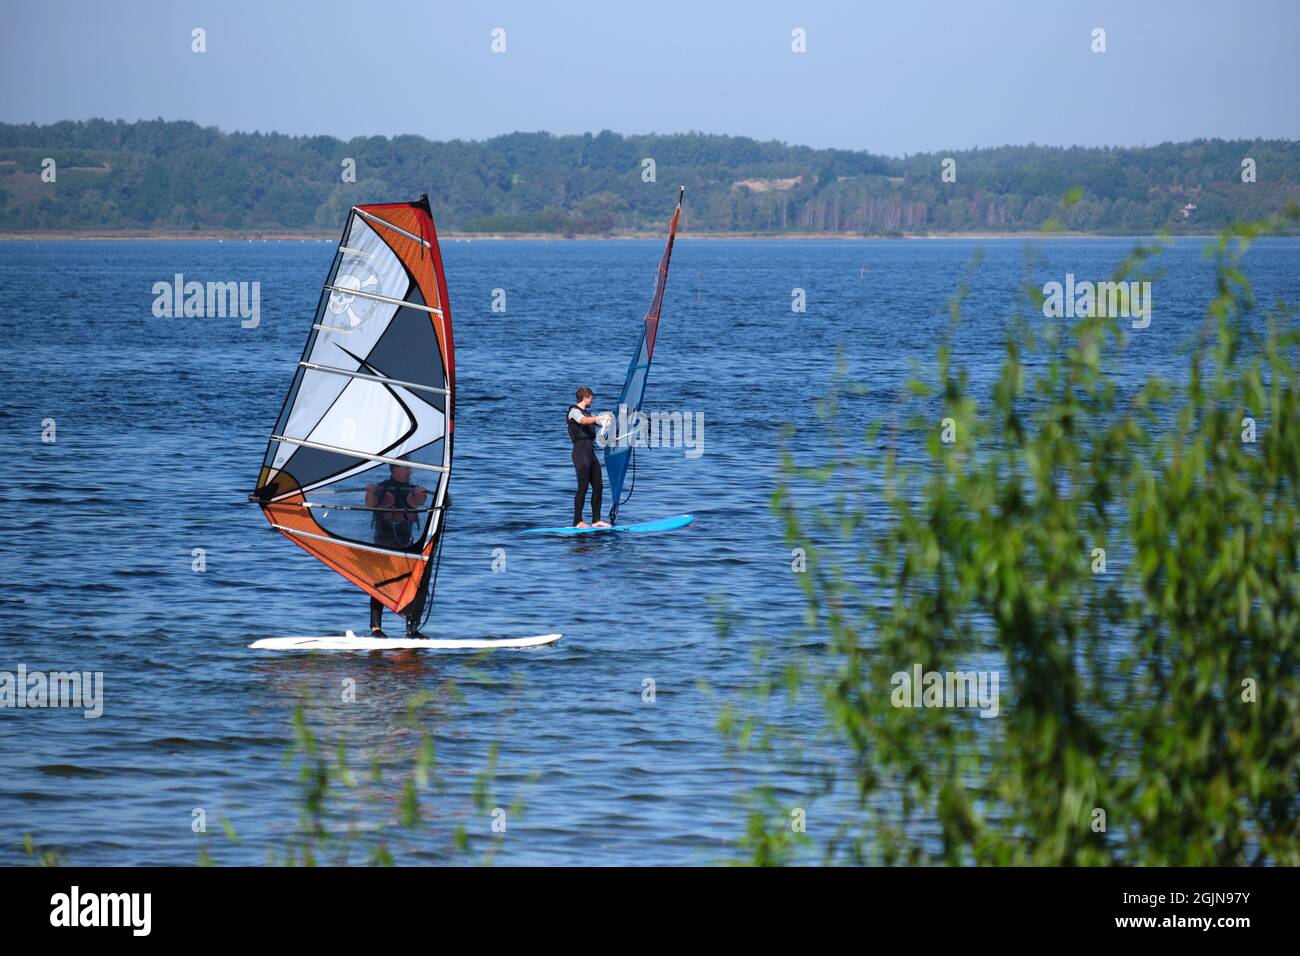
2,0,1297,155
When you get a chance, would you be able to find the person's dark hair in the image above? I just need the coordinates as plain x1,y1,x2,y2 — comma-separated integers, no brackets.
576,386,593,401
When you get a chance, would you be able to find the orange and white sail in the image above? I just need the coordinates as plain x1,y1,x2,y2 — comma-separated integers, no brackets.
252,196,454,613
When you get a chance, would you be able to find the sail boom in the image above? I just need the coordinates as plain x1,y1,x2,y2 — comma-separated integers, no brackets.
298,501,447,513
263,482,439,505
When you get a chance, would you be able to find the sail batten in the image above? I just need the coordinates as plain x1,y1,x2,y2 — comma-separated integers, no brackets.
297,361,451,396
253,196,455,614
321,283,444,314
604,189,683,522
354,207,432,247
268,435,451,471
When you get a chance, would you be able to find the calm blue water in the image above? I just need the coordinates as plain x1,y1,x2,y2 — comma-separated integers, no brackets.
1,236,1297,865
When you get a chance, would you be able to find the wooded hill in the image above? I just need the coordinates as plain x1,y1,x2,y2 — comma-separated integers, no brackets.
2,120,1296,235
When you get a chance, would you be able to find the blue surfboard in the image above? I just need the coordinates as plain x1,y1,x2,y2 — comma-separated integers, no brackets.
523,513,694,535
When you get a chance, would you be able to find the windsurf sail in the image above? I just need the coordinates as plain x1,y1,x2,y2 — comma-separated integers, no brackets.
603,187,683,522
250,195,454,614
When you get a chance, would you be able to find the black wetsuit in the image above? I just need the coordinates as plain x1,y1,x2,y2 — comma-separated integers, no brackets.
568,404,603,525
368,479,426,632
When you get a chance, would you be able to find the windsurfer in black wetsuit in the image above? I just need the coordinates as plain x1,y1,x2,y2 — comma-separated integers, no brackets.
568,386,611,528
365,463,430,637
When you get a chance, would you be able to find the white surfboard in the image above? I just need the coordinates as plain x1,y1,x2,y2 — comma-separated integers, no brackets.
249,630,562,651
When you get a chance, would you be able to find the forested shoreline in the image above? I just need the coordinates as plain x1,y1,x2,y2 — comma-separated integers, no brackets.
2,119,1296,235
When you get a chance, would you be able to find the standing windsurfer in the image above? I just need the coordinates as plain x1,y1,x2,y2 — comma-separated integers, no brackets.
366,464,430,637
568,387,611,528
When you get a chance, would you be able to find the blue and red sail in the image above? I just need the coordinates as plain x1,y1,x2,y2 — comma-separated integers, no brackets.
604,188,683,522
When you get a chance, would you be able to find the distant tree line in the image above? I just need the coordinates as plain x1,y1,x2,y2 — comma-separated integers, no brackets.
1,119,1296,234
